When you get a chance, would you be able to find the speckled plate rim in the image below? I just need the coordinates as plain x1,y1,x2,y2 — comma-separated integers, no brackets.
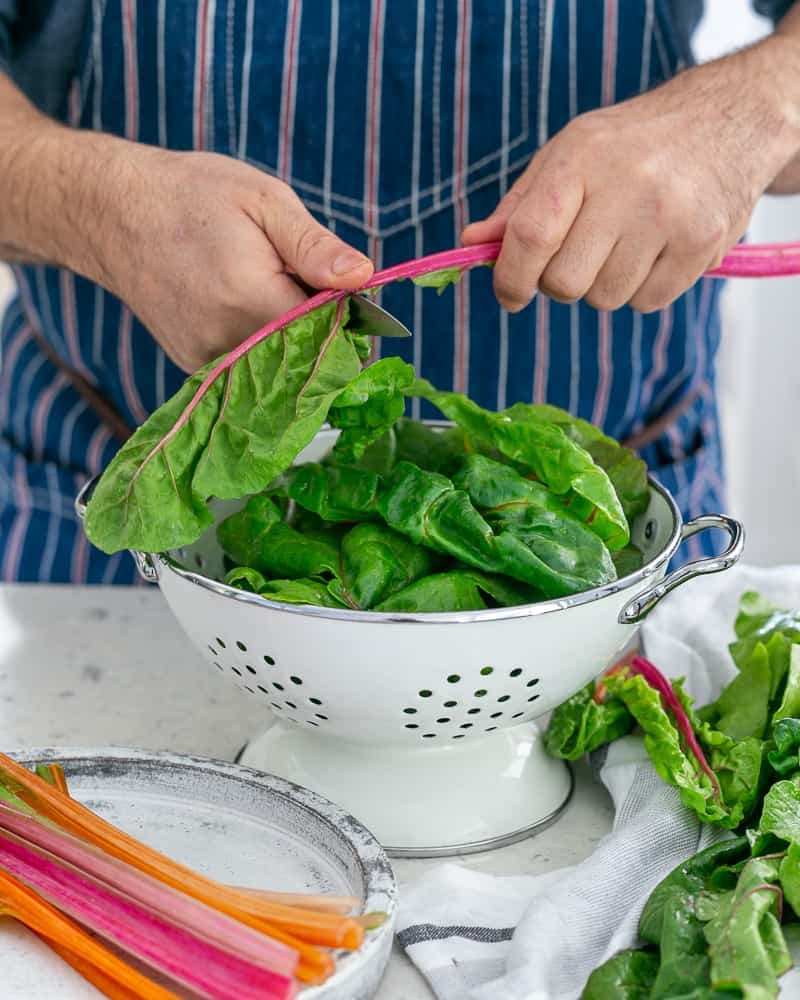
8,746,398,998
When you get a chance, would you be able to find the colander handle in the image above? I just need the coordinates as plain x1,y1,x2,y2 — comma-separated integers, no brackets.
618,514,745,626
74,476,160,583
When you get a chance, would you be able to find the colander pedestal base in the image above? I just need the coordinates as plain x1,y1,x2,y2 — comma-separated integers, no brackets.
238,721,573,857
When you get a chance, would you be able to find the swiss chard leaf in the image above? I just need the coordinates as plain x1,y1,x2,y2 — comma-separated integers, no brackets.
767,718,800,777
730,593,800,674
328,357,415,463
410,380,630,550
778,840,800,916
224,566,269,593
581,949,659,1000
611,544,645,578
279,464,381,522
224,564,347,608
85,300,363,554
704,857,790,997
330,523,437,610
504,402,649,523
393,417,468,476
773,645,800,722
285,460,616,598
259,578,348,609
604,673,730,825
702,640,773,742
756,775,800,844
377,461,617,598
544,680,635,761
410,266,465,292
217,495,339,579
374,569,539,613
639,838,750,947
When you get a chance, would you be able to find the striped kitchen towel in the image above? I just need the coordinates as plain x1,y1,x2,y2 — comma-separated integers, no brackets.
396,565,800,1000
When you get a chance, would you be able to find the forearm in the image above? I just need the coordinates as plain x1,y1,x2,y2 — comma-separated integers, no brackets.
764,6,800,193
0,72,129,283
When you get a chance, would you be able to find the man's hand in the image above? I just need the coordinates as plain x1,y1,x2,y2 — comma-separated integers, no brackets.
88,146,373,370
464,32,800,315
0,75,372,371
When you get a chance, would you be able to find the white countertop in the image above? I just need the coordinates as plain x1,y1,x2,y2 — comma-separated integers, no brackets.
0,584,614,999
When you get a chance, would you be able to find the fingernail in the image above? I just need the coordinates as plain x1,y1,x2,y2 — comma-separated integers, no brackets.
332,251,369,275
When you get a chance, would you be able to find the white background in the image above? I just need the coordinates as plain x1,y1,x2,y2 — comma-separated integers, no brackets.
0,1,796,566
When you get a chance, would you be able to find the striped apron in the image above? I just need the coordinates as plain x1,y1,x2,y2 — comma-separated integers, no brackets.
0,0,724,583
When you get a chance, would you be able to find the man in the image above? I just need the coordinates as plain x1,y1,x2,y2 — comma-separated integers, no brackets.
0,1,797,582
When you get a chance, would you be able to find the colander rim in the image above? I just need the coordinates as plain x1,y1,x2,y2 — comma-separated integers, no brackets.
156,475,683,624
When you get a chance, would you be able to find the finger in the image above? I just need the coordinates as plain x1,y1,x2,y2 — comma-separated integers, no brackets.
461,171,535,245
538,206,622,305
491,173,585,312
263,188,374,289
583,237,665,312
628,249,711,314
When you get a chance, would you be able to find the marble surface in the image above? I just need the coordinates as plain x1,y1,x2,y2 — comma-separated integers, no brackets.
1,584,614,999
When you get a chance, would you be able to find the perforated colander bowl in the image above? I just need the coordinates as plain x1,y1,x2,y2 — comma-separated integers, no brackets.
78,425,744,857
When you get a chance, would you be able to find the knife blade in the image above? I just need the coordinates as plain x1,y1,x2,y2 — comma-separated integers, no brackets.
347,294,412,338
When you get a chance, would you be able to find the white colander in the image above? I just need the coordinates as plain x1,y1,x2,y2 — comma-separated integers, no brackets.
77,425,743,857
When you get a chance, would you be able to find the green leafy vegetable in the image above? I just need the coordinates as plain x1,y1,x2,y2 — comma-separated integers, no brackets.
410,266,465,292
410,380,630,550
374,569,538,612
639,838,751,947
217,496,339,580
581,949,659,1000
604,671,729,825
767,718,800,777
544,680,635,760
393,417,467,476
85,300,362,554
757,776,800,845
611,545,645,578
328,357,415,463
503,401,649,523
704,857,790,997
330,523,437,610
281,459,616,599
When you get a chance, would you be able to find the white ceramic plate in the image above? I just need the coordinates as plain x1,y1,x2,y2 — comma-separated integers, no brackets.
2,747,397,999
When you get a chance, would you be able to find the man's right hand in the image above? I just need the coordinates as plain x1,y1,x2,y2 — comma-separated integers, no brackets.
0,75,373,372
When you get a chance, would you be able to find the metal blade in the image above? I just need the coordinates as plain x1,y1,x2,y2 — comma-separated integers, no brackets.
348,295,412,338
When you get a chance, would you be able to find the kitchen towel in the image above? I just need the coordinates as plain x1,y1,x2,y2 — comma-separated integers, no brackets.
396,565,800,1000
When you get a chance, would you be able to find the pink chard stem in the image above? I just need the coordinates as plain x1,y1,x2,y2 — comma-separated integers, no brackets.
629,656,721,802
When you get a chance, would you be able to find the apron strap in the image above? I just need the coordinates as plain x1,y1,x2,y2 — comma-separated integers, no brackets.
621,387,701,452
30,327,134,444
27,323,697,460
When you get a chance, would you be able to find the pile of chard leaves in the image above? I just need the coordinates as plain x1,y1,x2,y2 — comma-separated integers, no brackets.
546,592,800,999
83,267,649,612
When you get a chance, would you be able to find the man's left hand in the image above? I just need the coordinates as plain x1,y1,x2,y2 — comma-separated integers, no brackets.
464,33,800,314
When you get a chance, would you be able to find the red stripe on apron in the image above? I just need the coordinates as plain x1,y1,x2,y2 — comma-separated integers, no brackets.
122,0,139,141
453,0,471,394
279,0,302,180
194,0,211,149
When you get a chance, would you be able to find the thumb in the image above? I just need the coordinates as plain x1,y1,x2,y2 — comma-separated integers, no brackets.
268,188,374,289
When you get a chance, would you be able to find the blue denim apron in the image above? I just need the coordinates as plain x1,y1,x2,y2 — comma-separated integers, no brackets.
0,0,724,582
